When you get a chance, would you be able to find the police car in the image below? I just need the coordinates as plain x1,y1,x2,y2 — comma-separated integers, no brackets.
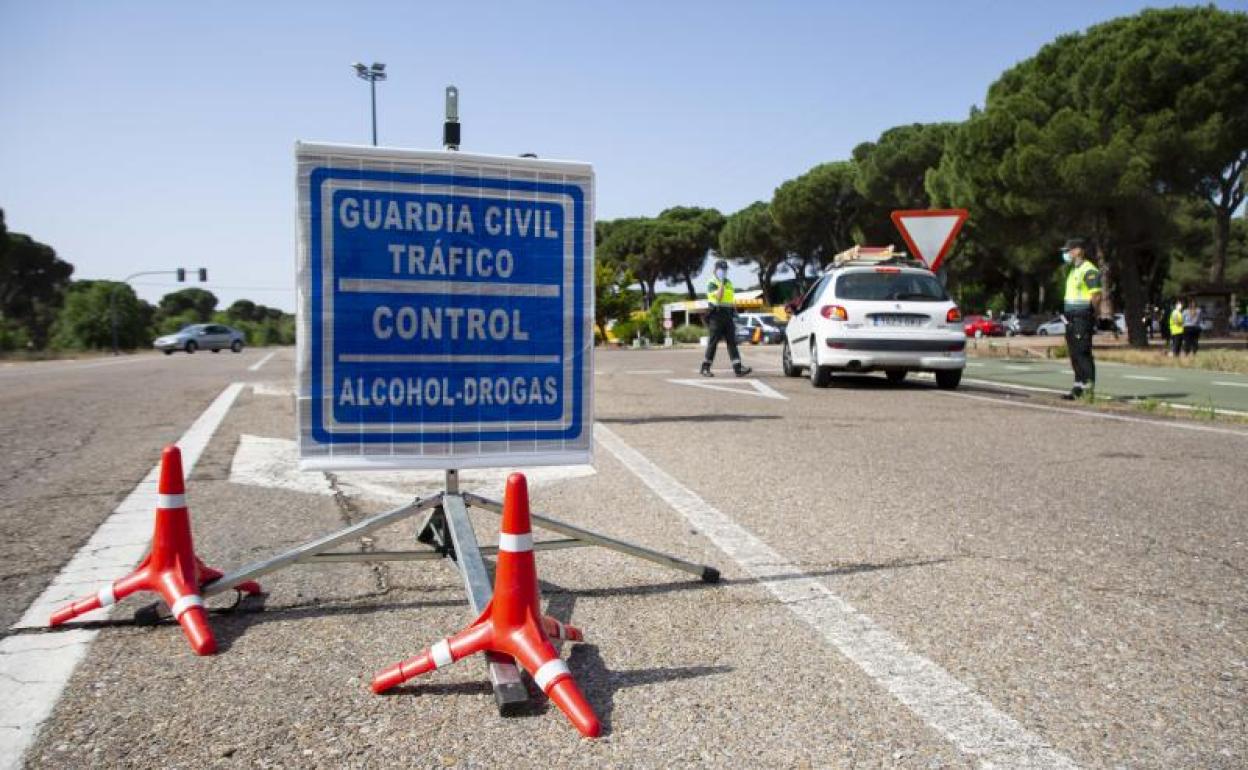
781,246,965,388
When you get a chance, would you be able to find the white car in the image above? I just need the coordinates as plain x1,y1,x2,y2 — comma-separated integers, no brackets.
737,312,786,344
1035,317,1066,336
781,262,965,389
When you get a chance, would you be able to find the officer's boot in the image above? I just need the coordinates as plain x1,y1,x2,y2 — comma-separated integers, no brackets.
733,361,752,377
699,361,713,377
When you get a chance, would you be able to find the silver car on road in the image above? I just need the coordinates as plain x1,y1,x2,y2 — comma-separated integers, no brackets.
153,324,245,354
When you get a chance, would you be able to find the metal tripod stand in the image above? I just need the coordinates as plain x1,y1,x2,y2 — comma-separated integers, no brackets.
203,469,719,712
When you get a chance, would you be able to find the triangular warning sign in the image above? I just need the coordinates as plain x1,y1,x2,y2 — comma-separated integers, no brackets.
890,209,968,272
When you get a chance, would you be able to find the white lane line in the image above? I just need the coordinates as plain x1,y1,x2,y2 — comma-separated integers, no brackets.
1122,374,1170,382
0,383,246,770
938,390,1248,437
623,369,674,375
1213,380,1248,389
247,351,277,372
594,423,1076,769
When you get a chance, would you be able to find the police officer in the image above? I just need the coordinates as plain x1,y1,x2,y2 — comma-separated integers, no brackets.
1060,237,1102,400
700,259,751,377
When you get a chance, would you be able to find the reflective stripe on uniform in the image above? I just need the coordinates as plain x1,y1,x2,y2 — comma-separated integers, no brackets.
431,639,453,668
497,532,533,553
532,658,570,692
158,493,186,509
169,594,204,619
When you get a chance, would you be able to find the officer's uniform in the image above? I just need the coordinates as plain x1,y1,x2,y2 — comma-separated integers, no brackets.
1169,306,1186,356
701,274,749,376
1063,256,1101,396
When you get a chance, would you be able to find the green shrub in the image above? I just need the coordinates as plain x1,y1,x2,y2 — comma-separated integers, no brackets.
672,323,705,343
1049,344,1068,359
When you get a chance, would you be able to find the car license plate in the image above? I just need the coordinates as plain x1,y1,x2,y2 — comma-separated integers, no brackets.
872,315,923,327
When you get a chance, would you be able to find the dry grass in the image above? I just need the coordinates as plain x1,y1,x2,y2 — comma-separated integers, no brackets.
1093,347,1248,375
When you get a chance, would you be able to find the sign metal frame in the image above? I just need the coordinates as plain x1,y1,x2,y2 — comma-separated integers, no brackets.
296,143,594,471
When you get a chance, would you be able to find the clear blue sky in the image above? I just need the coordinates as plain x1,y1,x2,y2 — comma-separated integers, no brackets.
2,0,1238,310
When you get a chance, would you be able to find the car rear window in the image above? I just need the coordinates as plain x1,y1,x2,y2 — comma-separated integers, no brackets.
836,272,948,301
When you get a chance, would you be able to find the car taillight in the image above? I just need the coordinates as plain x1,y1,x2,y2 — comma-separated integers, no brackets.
947,307,962,323
820,305,848,321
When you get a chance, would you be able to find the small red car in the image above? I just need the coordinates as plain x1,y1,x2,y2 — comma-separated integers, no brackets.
963,315,1005,337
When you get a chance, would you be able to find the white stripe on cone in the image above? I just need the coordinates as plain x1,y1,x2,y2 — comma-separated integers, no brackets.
158,493,186,509
532,659,569,692
431,639,453,668
169,594,204,619
96,585,116,608
497,532,533,553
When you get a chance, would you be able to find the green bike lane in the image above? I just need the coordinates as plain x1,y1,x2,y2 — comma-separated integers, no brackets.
964,356,1248,413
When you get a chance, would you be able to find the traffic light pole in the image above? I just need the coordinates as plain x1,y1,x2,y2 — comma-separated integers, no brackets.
109,268,208,355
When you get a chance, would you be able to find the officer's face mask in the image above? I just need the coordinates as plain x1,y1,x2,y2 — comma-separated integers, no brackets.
1060,250,1072,264
715,268,727,280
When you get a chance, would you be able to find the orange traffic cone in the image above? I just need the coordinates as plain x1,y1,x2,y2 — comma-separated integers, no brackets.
372,472,601,738
49,445,261,655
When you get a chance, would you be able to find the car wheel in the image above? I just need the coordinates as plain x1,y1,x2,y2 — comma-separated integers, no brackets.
974,329,984,338
885,369,907,384
231,340,243,353
162,350,173,356
935,369,962,390
211,348,220,353
781,339,801,377
185,340,197,354
809,341,832,388
1038,329,1048,336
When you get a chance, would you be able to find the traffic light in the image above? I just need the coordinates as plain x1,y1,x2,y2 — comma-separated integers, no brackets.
176,268,186,282
198,268,208,282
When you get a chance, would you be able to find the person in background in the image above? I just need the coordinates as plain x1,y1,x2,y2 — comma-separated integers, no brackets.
1182,300,1202,356
1059,237,1101,399
700,259,751,377
1168,300,1185,357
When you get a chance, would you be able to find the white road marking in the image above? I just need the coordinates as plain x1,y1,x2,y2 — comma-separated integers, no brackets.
248,351,277,372
594,423,1076,768
666,378,788,400
623,369,674,375
251,381,295,397
0,383,246,770
966,362,985,367
228,434,596,504
1122,374,1169,382
938,390,1248,437
1213,380,1248,389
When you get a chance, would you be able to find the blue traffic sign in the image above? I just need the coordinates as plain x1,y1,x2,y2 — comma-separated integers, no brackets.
296,144,594,470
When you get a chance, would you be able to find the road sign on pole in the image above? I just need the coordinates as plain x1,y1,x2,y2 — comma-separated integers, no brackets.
296,143,594,470
890,209,968,272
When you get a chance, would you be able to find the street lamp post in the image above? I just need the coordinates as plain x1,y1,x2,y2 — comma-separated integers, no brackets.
352,61,387,146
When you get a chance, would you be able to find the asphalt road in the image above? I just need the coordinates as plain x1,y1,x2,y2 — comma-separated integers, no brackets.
964,356,1248,412
2,346,1246,768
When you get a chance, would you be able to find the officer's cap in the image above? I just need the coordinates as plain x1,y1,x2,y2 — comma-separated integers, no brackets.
714,259,729,270
1062,237,1089,250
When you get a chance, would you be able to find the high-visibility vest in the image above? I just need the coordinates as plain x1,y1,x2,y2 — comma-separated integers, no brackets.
707,277,734,307
1064,261,1100,310
1169,309,1184,336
